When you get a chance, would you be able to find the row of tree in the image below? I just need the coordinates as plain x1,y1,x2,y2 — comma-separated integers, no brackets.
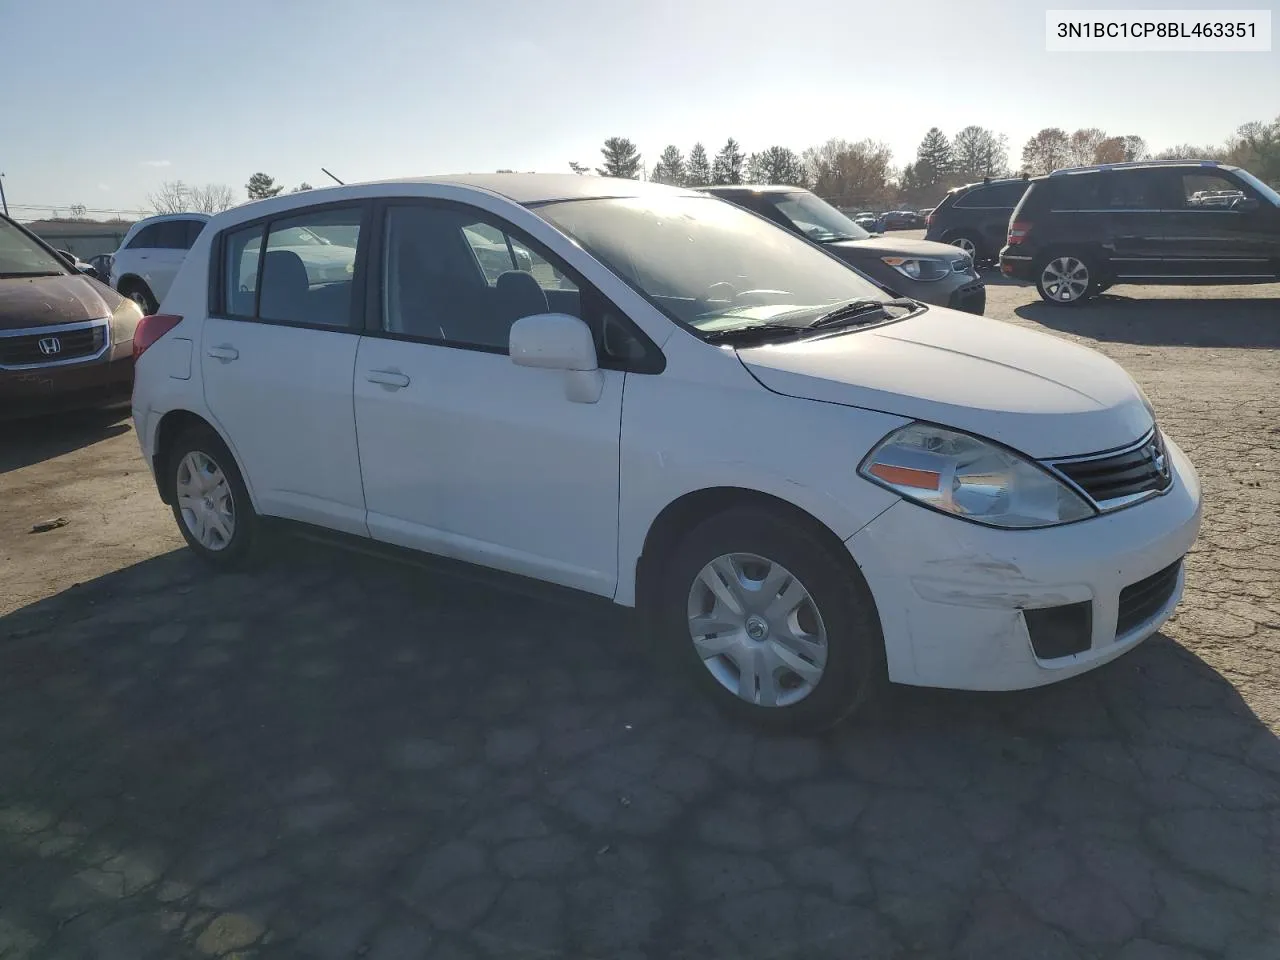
577,116,1280,209
146,172,314,214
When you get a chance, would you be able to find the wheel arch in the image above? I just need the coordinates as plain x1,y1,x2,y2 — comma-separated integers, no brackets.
151,408,255,509
632,486,868,616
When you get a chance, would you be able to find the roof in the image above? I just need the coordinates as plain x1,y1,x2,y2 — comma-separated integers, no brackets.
374,172,697,204
1048,159,1239,177
697,184,805,196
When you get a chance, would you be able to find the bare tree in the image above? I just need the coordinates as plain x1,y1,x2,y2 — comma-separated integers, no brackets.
68,203,87,219
1067,128,1109,167
148,180,192,214
187,183,237,213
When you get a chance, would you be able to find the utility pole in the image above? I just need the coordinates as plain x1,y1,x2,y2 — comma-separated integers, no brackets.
0,173,8,217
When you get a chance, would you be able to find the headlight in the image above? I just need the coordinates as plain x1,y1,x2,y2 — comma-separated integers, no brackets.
880,256,951,282
859,423,1095,528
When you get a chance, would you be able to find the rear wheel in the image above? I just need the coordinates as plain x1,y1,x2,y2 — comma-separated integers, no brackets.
121,281,157,315
949,233,982,264
167,425,257,569
1036,254,1096,305
658,508,884,733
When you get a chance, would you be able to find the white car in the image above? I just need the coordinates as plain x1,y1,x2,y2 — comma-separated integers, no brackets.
130,175,1202,731
110,213,211,314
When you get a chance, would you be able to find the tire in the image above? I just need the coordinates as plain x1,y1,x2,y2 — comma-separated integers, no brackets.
657,507,885,733
1035,253,1098,306
948,232,983,264
166,424,257,569
121,281,158,315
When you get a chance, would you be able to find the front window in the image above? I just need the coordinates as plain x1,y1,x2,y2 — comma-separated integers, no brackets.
766,193,870,243
1231,168,1280,207
535,195,887,332
0,218,66,277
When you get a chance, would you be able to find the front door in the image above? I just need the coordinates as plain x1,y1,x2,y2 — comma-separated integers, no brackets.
201,204,369,535
1160,170,1278,280
353,201,625,596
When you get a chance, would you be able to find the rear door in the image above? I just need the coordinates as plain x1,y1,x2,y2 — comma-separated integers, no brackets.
1160,170,1276,279
201,203,370,535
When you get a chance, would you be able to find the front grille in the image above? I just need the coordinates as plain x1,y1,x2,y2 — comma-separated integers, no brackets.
0,324,105,367
1116,560,1182,636
1051,430,1172,508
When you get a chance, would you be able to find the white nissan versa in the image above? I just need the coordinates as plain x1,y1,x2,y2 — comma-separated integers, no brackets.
131,174,1202,731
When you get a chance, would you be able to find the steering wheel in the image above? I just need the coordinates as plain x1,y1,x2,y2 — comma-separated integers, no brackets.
700,283,794,307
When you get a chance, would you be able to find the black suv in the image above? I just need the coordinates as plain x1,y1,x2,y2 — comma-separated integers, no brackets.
925,177,1031,265
999,160,1280,305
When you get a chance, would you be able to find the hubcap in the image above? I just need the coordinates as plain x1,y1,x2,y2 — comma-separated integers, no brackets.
175,451,235,551
953,237,977,258
1041,256,1089,302
686,553,828,708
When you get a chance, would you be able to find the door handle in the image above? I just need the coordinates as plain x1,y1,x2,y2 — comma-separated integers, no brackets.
206,345,239,362
366,369,410,389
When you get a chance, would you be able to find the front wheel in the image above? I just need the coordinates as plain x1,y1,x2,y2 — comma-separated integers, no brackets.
1036,254,1097,306
167,425,257,569
658,508,885,733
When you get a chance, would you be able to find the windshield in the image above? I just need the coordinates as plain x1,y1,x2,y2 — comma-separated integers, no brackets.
535,195,886,331
768,193,871,242
1235,168,1280,207
0,218,67,277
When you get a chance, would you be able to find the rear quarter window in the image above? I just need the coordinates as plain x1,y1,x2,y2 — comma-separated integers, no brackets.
1046,174,1104,211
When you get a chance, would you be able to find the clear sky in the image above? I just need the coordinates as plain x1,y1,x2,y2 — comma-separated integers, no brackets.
1,0,1276,217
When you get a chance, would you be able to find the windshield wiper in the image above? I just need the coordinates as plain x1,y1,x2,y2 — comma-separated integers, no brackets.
806,297,919,331
701,321,806,345
0,270,63,278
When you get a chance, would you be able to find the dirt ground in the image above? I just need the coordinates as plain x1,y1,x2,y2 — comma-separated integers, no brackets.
1,274,1278,959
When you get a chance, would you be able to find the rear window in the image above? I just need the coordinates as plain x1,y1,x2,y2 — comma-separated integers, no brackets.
1105,171,1160,209
1045,173,1104,211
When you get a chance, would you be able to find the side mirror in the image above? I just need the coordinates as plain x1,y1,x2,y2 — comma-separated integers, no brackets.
1232,196,1259,212
510,312,602,404
55,250,77,268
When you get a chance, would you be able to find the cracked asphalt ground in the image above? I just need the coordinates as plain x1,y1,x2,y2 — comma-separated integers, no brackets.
2,272,1278,959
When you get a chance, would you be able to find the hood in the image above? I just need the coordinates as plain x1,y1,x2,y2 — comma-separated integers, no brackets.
0,274,117,330
736,308,1153,459
822,235,969,263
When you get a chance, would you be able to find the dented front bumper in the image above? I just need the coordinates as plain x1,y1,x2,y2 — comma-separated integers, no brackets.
846,435,1203,690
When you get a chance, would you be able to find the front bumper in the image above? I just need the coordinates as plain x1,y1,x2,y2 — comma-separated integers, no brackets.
0,351,133,422
947,280,986,315
846,435,1202,690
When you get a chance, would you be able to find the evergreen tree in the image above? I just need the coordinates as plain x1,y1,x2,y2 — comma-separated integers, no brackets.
686,142,712,186
651,145,686,186
746,146,806,185
245,172,283,200
596,137,642,179
711,138,746,185
913,128,954,189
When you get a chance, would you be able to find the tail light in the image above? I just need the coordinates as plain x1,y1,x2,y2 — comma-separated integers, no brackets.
1007,220,1032,245
925,212,934,228
133,314,182,361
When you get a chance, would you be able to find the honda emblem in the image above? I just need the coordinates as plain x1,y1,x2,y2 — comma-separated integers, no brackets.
38,336,62,356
